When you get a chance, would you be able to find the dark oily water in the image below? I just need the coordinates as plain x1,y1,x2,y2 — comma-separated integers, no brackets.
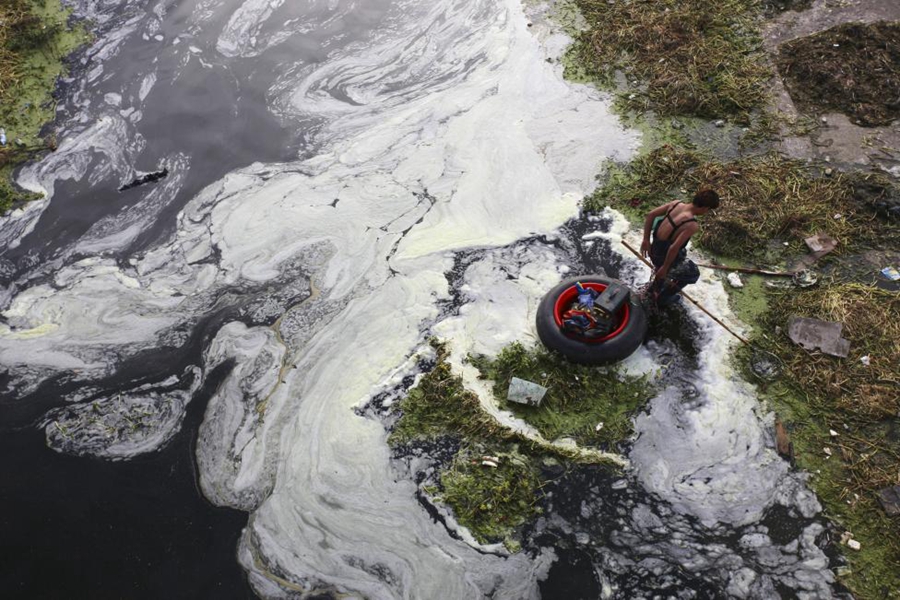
0,366,254,599
0,0,845,598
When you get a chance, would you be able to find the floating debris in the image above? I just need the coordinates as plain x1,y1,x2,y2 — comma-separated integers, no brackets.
118,168,169,192
787,316,851,358
506,377,548,407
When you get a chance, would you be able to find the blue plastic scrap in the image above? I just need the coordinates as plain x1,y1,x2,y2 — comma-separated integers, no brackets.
575,281,598,308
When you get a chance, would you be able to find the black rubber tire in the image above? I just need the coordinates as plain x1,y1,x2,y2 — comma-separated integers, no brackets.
535,275,647,365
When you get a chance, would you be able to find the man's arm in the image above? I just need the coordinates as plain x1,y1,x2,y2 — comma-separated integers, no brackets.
655,224,697,280
640,201,677,257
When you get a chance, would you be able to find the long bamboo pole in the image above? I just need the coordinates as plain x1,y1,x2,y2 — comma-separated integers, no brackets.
695,263,794,277
620,240,752,346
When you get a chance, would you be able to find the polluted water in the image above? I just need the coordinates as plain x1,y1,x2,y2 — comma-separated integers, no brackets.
0,0,848,598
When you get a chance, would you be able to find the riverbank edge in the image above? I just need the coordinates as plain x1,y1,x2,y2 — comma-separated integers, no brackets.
0,0,90,213
563,0,899,597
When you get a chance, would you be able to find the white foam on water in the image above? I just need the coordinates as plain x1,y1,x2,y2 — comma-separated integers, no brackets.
2,0,635,593
0,0,841,596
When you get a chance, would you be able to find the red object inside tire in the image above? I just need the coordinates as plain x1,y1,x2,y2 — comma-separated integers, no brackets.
552,282,630,343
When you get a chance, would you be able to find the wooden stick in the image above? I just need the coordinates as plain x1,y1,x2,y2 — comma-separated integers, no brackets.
621,240,752,346
695,263,794,277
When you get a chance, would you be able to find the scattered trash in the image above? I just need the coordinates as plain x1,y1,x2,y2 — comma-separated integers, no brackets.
877,485,900,516
481,456,500,468
611,479,628,490
714,119,726,127
825,168,834,177
726,272,744,288
859,355,871,366
0,128,6,146
751,349,782,381
791,269,819,288
847,539,861,551
118,168,169,192
787,316,851,358
594,422,604,432
696,263,794,277
507,377,548,407
765,279,793,289
839,531,853,545
804,233,837,258
829,429,839,437
836,566,852,578
775,417,793,461
823,446,832,457
881,266,900,281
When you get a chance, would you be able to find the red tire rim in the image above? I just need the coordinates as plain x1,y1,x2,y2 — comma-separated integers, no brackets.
552,282,630,344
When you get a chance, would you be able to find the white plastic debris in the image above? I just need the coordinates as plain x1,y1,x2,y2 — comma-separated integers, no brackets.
824,447,833,457
507,377,548,406
860,355,871,366
829,429,839,437
595,422,604,432
481,458,499,468
848,539,861,551
726,272,744,288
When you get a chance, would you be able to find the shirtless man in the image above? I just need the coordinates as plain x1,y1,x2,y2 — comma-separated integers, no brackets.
639,189,720,305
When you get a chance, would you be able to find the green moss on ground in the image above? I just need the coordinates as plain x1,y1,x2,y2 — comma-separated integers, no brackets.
390,341,655,547
0,0,89,212
742,282,900,598
434,446,543,547
568,0,899,593
585,145,899,262
471,342,653,447
570,0,771,122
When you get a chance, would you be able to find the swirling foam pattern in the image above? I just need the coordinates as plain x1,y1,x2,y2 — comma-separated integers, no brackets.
0,0,841,597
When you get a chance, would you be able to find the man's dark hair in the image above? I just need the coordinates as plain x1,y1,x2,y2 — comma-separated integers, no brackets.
693,189,720,209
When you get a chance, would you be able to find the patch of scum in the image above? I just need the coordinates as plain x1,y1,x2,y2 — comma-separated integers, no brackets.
1,0,638,596
0,0,848,597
